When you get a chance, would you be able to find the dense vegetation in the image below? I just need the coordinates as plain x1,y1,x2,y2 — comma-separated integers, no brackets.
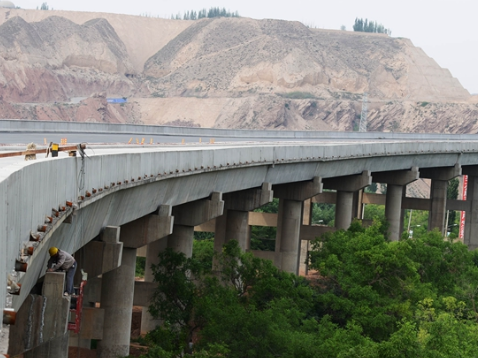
171,7,239,20
134,218,478,357
353,18,391,35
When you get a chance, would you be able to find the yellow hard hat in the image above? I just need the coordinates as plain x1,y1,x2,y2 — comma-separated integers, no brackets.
49,247,58,256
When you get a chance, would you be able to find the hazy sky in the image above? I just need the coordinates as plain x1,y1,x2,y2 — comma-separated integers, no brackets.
15,0,478,94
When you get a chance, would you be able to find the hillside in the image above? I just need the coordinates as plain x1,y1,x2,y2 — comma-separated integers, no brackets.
0,8,476,133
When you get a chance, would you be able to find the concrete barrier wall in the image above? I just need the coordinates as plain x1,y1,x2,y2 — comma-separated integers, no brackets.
2,139,478,314
2,119,478,141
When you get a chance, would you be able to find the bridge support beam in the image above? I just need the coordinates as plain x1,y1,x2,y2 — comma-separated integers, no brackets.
373,167,419,241
168,225,194,258
273,178,322,274
385,185,405,240
138,194,224,336
97,246,136,358
215,183,273,253
141,237,168,335
121,205,174,248
275,199,303,274
462,167,478,250
172,192,224,257
421,164,461,234
120,206,173,334
429,180,448,234
214,184,273,271
323,171,372,230
464,175,478,249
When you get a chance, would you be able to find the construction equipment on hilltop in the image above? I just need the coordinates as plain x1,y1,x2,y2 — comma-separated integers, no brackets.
359,92,368,132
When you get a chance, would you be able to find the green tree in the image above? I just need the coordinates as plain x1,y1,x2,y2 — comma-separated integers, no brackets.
142,224,478,357
353,17,391,35
363,204,386,222
365,182,378,193
309,221,419,340
311,202,335,225
192,238,214,273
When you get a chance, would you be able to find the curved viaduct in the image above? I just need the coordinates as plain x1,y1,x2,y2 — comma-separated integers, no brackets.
2,120,478,357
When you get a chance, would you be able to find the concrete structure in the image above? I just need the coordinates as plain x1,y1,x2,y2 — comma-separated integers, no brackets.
4,121,478,356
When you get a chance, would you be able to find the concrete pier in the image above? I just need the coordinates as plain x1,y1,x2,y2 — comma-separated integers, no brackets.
168,225,194,258
374,167,419,241
421,164,461,235
462,167,478,249
97,248,136,358
217,183,274,252
335,191,354,230
8,273,70,357
273,178,322,274
385,185,404,240
275,199,303,274
141,238,168,334
324,171,372,230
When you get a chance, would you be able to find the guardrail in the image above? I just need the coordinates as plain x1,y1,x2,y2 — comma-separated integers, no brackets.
1,119,477,141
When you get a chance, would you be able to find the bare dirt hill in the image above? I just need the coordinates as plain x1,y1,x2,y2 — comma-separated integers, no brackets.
144,17,468,102
0,9,476,132
0,15,135,102
0,8,191,73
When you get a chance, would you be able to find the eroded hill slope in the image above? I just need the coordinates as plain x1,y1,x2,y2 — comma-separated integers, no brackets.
0,8,476,132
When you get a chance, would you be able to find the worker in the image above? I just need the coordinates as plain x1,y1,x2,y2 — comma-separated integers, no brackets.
47,247,77,296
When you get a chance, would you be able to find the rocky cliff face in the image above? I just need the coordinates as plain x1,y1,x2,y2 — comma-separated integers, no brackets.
0,8,475,133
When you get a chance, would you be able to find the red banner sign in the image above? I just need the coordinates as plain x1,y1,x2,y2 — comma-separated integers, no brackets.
459,175,468,239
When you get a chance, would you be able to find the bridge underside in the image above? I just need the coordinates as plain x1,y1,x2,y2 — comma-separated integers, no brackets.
3,141,478,356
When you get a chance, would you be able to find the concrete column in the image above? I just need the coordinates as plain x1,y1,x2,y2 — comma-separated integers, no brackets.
335,191,354,230
323,171,372,230
173,193,224,260
272,178,322,274
31,335,69,358
275,199,302,274
141,238,168,334
372,167,419,240
385,184,404,241
353,189,364,220
219,183,273,252
429,179,448,234
465,176,478,249
214,212,228,265
225,210,250,251
97,247,136,358
168,225,194,258
420,164,461,235
10,272,71,357
300,199,312,275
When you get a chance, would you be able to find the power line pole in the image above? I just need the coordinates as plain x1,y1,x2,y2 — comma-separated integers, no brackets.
359,92,368,132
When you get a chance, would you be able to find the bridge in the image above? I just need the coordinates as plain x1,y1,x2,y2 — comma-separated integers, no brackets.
2,120,478,357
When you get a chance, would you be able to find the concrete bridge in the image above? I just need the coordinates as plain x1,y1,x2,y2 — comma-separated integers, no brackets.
2,120,478,357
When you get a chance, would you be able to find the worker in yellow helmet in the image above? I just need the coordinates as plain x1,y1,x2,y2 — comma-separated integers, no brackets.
47,247,77,296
